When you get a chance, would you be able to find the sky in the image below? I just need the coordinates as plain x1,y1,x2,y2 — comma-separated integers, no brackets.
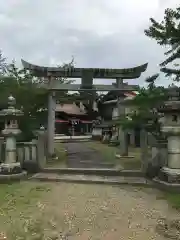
0,0,179,86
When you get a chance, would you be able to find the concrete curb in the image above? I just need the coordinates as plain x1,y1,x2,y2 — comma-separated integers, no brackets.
42,168,143,177
152,178,180,193
0,171,27,183
115,154,135,159
30,176,150,187
29,172,180,193
55,139,92,143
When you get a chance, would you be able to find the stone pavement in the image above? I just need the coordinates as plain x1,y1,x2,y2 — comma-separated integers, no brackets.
63,142,115,169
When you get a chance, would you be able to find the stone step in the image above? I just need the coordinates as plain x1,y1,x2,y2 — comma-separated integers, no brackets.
66,150,95,154
79,160,115,167
67,160,114,167
66,163,106,169
30,172,149,186
42,168,142,177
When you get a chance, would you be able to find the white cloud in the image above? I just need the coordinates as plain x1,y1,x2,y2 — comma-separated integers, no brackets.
0,0,179,86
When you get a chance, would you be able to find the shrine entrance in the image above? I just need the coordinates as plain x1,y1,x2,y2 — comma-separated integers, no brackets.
55,119,92,136
55,102,94,136
21,59,148,157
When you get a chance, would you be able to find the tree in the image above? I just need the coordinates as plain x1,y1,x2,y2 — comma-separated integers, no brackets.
118,74,167,139
0,51,7,74
0,61,48,140
0,52,100,140
0,53,83,140
145,6,180,81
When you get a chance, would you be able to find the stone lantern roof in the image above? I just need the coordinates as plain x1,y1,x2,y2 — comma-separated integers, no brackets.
158,86,180,113
0,95,23,117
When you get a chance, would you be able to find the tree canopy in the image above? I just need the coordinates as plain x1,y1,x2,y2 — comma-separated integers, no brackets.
0,51,100,140
145,6,180,81
0,52,79,140
120,5,180,138
118,74,167,139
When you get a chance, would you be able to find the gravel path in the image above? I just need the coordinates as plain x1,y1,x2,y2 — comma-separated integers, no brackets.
63,142,115,168
42,183,179,239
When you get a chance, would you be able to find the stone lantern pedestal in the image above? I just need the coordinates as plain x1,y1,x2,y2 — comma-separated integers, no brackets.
0,95,26,177
158,126,180,183
0,130,22,174
157,86,180,184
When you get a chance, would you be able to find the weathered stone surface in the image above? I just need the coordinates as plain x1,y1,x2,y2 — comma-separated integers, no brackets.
145,139,168,179
31,172,148,186
0,170,27,182
159,167,180,183
0,162,22,175
158,87,180,183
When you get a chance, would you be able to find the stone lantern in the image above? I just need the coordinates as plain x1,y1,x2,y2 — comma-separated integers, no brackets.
0,95,23,174
158,86,180,183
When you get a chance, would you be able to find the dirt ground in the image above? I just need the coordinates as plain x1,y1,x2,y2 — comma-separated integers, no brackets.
32,183,179,240
1,182,180,240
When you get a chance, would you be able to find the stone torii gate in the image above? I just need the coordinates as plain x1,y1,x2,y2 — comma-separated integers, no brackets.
21,59,148,156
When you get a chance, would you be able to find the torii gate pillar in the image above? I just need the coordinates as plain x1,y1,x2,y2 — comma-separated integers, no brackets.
116,78,128,156
47,91,56,157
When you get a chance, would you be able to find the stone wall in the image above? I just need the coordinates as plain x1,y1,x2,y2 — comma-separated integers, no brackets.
92,128,103,140
0,132,47,173
145,135,168,179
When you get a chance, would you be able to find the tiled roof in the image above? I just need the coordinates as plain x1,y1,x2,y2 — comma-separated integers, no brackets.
55,103,86,115
103,91,139,104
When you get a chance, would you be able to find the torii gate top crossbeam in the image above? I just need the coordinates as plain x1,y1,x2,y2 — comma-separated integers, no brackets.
22,60,148,79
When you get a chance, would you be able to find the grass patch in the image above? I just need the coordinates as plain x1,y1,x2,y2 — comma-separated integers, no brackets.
46,142,67,168
0,181,51,239
85,141,141,169
135,187,180,211
164,192,180,210
85,142,116,163
155,190,180,210
121,157,142,169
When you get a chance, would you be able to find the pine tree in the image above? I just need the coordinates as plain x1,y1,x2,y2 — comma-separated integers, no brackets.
145,6,180,81
0,50,7,74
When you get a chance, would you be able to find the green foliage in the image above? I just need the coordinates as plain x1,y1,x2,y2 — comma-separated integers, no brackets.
0,58,49,140
165,192,180,210
0,51,99,140
0,51,7,74
145,6,180,81
0,52,82,141
117,75,167,138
